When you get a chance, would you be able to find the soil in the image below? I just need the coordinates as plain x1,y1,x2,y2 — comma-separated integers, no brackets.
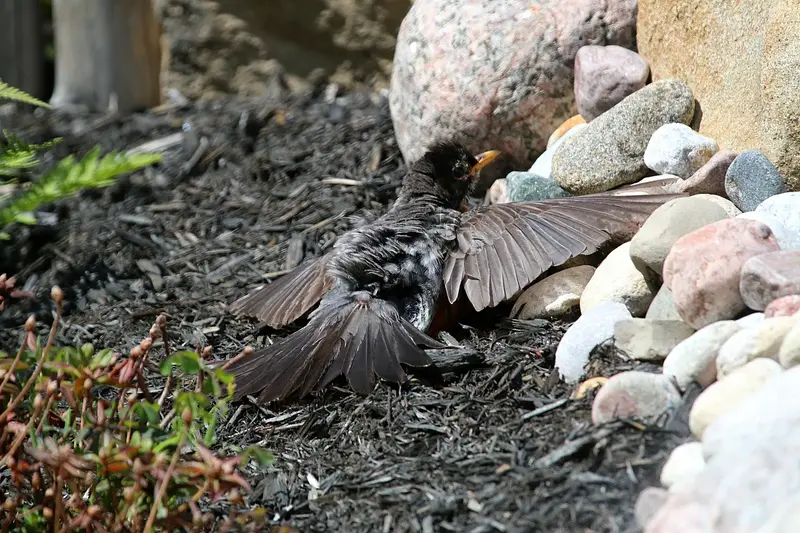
157,0,405,102
0,3,693,531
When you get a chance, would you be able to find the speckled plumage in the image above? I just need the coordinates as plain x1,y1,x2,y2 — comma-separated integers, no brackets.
226,142,682,404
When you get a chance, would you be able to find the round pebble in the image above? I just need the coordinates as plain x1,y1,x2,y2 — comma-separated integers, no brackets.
635,487,670,529
580,242,657,317
689,358,783,440
716,317,796,378
528,123,587,180
737,210,798,251
547,114,586,148
643,123,719,178
662,320,740,391
724,150,786,212
693,193,742,217
487,178,508,204
659,441,706,492
555,301,632,384
510,265,595,320
667,149,737,196
505,172,571,202
613,318,695,362
755,192,800,248
629,196,729,279
735,312,766,329
592,371,682,425
646,284,684,321
740,251,800,310
778,320,800,368
765,295,800,318
574,45,650,122
552,79,696,195
663,218,780,329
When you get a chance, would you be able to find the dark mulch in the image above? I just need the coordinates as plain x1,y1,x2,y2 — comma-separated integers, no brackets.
0,85,690,532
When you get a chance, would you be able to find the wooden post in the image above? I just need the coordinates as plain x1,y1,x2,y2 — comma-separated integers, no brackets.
50,0,162,113
0,0,46,98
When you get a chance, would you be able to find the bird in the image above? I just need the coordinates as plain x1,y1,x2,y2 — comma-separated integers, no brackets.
224,141,681,404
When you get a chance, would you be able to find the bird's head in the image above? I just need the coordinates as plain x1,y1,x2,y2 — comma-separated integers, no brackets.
407,141,502,209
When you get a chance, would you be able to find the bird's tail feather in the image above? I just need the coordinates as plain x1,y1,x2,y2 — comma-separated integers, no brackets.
226,293,446,403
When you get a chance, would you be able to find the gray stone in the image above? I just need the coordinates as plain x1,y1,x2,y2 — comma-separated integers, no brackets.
552,79,695,195
643,123,719,179
390,0,639,168
487,178,508,204
630,197,729,279
528,123,586,179
574,44,650,121
555,301,631,383
740,251,800,310
724,150,786,212
613,318,695,362
693,193,742,217
506,172,570,202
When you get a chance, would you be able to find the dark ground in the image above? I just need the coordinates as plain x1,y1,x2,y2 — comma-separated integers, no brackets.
0,86,692,533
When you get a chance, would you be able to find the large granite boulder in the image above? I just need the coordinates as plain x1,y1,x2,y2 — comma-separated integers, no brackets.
389,0,638,168
637,0,800,190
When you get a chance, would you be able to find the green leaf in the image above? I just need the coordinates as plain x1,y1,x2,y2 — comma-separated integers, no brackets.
240,446,274,467
153,434,182,454
203,412,218,446
0,145,161,233
95,478,110,494
0,81,51,108
90,348,116,369
160,350,203,376
133,401,160,426
12,212,35,224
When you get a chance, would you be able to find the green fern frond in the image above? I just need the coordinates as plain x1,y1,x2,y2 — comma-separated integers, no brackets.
0,152,38,175
0,130,63,176
0,81,51,108
0,147,161,237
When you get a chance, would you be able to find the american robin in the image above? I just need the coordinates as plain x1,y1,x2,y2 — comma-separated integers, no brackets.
225,141,678,403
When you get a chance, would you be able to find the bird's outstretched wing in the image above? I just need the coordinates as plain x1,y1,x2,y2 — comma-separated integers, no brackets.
229,255,331,328
226,292,444,403
443,192,682,312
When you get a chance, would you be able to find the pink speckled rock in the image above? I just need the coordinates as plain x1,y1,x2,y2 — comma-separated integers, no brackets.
668,149,738,197
663,219,780,329
389,0,638,168
765,294,800,318
574,45,650,121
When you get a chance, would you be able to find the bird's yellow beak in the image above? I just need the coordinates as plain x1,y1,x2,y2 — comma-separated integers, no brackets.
470,150,502,176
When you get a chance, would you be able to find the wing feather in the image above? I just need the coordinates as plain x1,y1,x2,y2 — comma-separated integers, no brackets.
228,255,331,328
444,192,682,311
